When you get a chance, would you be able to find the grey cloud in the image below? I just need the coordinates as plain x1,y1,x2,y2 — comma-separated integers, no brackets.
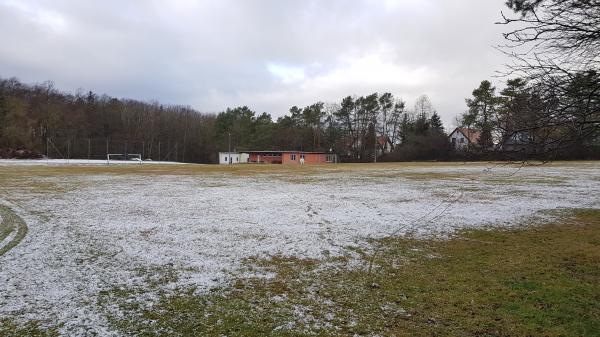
0,0,511,126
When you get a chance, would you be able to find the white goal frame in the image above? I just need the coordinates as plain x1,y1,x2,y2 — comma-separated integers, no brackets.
106,153,142,164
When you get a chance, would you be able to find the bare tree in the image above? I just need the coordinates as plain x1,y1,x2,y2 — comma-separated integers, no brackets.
414,95,433,119
497,0,600,156
386,99,406,150
499,0,600,73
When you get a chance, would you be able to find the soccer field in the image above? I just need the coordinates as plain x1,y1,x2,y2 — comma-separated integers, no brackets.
1,162,599,335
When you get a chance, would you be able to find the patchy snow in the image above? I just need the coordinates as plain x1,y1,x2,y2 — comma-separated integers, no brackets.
0,163,599,335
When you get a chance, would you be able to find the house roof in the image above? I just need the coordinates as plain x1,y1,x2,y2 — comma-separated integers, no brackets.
451,127,481,144
244,150,332,154
504,131,533,145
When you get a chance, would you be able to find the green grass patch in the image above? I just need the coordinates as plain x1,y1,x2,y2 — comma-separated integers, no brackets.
102,208,600,336
0,205,28,257
0,319,59,337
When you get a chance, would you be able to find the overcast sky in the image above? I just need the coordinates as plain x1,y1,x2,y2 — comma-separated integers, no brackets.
0,0,511,127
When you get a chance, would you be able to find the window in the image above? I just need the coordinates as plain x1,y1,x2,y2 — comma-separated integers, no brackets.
459,138,465,144
451,138,456,145
300,154,305,159
236,157,238,162
290,154,296,160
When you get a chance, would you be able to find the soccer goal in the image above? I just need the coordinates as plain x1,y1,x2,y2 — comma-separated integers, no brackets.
106,153,142,164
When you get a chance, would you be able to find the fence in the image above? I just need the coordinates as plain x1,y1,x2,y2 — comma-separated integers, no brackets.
45,137,181,162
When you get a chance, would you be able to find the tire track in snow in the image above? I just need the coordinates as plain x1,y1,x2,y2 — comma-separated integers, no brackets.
0,204,28,257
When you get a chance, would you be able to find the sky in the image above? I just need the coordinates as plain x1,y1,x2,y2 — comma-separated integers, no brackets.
0,0,512,128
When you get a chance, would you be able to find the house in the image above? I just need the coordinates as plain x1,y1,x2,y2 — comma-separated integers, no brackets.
245,151,337,164
502,131,535,152
377,135,393,154
218,152,249,164
449,127,481,150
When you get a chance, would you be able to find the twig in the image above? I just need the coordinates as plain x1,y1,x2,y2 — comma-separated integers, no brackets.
367,190,463,274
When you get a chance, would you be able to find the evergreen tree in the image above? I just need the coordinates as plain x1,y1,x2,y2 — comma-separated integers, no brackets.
0,94,6,140
414,113,429,136
399,113,411,144
429,111,444,134
464,80,500,148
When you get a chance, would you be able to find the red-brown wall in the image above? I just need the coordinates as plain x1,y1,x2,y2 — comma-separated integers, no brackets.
281,152,332,164
247,152,335,164
248,153,282,164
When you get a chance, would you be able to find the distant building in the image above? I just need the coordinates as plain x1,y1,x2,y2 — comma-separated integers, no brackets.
377,135,393,155
218,152,249,164
502,131,535,152
449,128,481,150
245,151,337,164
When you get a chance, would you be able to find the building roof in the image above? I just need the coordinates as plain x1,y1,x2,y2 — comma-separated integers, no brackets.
451,127,481,144
244,150,332,154
504,131,533,145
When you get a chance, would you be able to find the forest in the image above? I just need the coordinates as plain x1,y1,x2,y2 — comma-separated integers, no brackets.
0,77,450,163
0,72,598,163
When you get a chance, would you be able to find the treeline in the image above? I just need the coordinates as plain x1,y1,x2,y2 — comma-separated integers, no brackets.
457,72,600,160
0,76,452,163
0,77,216,162
228,72,599,161
1,73,597,163
487,0,600,160
213,93,448,162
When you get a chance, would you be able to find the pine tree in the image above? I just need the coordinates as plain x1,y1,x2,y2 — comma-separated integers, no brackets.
0,94,6,140
429,111,444,134
464,80,500,149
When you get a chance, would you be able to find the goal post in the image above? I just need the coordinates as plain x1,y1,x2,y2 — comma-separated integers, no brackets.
106,153,142,164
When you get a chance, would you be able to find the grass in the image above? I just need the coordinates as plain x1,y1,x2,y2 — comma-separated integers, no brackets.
0,161,536,178
0,205,28,257
1,161,598,335
0,161,579,192
100,208,600,337
0,319,59,337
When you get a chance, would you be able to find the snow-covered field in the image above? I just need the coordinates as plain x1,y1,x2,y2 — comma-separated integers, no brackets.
0,162,598,335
